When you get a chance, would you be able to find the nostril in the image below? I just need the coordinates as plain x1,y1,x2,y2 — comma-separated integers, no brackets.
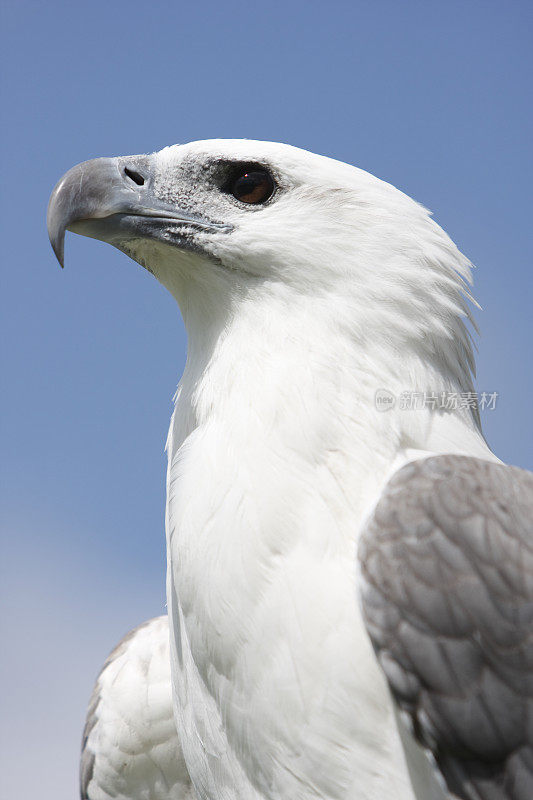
124,167,145,186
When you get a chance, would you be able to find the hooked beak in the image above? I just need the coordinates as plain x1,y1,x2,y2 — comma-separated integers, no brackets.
47,155,231,268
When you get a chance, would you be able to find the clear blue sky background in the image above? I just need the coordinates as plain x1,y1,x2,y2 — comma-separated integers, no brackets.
1,1,532,797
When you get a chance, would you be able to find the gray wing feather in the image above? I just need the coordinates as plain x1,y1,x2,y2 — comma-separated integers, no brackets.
359,455,533,800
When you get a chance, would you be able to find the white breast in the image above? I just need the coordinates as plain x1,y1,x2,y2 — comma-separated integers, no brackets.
165,417,419,800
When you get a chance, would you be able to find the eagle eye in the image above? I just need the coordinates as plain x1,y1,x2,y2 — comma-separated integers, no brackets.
227,168,275,205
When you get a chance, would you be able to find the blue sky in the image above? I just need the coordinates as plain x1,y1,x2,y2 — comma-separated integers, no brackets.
1,1,532,797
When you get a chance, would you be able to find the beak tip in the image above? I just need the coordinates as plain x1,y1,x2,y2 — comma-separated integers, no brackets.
55,244,65,269
48,224,65,269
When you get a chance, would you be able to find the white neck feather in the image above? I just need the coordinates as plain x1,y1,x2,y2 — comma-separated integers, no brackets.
163,256,491,529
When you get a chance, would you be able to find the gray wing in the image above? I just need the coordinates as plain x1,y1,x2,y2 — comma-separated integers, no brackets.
81,616,194,800
359,455,533,800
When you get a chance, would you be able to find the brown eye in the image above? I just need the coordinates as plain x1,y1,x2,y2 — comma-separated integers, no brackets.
231,170,275,204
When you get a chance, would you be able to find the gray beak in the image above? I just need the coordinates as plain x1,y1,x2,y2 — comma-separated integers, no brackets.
47,155,230,268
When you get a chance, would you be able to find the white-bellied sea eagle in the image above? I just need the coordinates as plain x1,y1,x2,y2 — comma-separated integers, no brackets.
47,140,533,800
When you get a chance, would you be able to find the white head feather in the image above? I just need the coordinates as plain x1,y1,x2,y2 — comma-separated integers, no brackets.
123,140,483,455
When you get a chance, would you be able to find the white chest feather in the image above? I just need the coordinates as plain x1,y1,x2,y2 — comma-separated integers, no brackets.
162,290,484,799
165,411,419,799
